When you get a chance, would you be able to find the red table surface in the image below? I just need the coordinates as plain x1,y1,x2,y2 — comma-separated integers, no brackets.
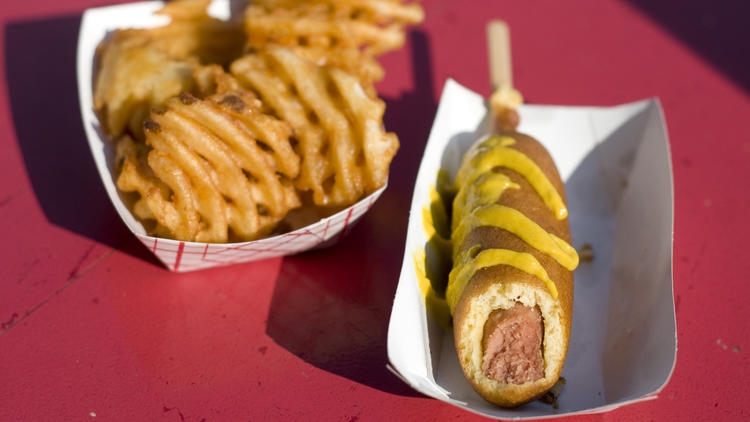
1,0,749,420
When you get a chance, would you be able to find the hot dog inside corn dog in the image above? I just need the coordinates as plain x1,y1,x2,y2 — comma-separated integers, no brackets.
449,92,578,407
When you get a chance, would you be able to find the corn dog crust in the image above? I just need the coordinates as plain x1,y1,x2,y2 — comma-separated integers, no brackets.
452,131,574,407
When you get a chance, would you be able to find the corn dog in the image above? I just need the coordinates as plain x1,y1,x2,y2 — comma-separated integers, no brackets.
448,110,578,406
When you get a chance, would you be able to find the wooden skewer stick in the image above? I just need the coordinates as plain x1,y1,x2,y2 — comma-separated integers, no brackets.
486,20,522,131
486,20,513,91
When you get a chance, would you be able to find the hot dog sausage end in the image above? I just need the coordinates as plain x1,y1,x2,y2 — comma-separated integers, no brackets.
481,303,544,384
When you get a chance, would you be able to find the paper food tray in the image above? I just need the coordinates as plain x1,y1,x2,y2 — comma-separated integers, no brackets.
387,79,676,419
76,0,385,272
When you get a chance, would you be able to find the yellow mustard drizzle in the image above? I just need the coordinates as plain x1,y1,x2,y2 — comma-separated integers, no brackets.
451,204,579,271
455,135,568,220
446,248,558,313
444,135,579,307
413,248,452,330
412,182,454,329
436,168,457,200
452,172,519,232
422,184,453,284
424,184,452,244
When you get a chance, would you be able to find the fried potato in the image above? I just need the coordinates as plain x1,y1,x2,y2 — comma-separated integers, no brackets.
116,80,302,242
100,0,421,243
148,0,245,66
255,0,424,22
95,35,197,139
116,135,201,239
231,45,399,207
244,0,424,83
94,0,244,139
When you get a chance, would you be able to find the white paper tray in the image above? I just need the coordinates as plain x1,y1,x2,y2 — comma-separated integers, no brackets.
387,79,676,418
76,0,385,271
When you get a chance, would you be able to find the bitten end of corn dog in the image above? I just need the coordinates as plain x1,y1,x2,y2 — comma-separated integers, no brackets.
452,258,572,407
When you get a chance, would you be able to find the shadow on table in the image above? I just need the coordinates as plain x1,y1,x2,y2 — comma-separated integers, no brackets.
265,30,437,396
4,15,161,266
625,0,750,94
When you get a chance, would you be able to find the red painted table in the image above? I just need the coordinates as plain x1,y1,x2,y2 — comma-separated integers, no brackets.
1,0,748,420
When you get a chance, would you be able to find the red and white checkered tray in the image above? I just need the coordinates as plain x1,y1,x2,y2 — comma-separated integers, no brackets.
134,192,380,271
76,0,386,271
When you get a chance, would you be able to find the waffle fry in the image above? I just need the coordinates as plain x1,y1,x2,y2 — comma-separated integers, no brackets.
147,0,245,66
231,45,399,207
244,0,423,83
116,82,301,243
94,35,197,139
98,0,421,244
94,0,244,139
116,136,184,234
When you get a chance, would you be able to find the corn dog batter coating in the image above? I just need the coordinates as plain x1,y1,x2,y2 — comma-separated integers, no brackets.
449,132,577,407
